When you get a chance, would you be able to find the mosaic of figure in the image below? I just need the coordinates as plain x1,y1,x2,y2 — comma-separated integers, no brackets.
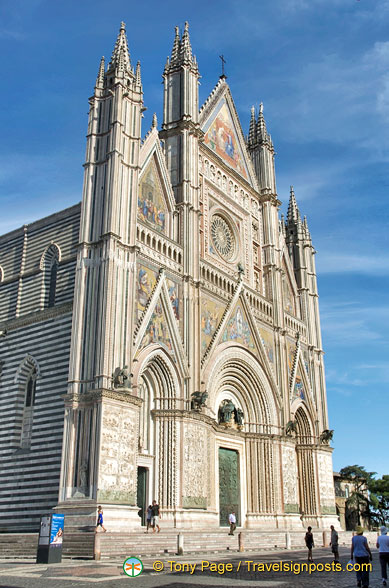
201,298,225,354
138,159,167,233
258,326,274,364
135,265,158,322
140,300,172,351
204,100,248,180
166,279,179,321
292,366,305,401
283,275,295,315
222,305,255,350
286,340,297,379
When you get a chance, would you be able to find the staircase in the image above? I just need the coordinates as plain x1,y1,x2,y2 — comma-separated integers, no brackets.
0,529,378,561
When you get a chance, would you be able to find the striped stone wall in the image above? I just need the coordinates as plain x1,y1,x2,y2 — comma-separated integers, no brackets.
0,204,80,531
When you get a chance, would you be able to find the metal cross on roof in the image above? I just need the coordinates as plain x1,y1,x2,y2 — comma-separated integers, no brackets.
219,54,227,78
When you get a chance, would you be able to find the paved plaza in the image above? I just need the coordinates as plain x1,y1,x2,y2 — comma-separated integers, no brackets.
0,546,384,588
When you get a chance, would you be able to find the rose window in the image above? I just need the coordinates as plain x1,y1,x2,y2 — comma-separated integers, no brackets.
211,215,235,260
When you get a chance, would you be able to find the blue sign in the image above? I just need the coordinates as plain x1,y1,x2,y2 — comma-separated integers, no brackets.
50,514,64,545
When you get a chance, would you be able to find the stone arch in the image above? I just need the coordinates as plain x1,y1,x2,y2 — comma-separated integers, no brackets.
133,347,181,511
204,346,280,433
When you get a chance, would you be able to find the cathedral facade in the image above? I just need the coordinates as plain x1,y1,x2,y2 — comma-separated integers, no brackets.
0,23,337,532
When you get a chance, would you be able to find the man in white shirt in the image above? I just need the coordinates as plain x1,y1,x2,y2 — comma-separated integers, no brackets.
228,511,236,536
377,526,389,586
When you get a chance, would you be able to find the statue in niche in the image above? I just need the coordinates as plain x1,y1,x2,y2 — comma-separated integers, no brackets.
285,420,297,436
218,399,236,425
320,429,334,444
113,365,129,388
79,461,88,489
191,391,208,411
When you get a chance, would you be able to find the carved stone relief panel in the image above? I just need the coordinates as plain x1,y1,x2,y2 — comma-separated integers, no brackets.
98,402,138,504
182,421,208,509
317,451,336,510
282,444,299,512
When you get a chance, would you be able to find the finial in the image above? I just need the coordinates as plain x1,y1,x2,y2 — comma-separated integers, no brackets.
135,60,141,85
219,54,227,79
260,102,263,114
184,21,189,31
120,21,126,31
152,113,158,128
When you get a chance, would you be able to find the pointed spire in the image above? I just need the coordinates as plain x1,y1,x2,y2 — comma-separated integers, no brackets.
108,22,132,74
287,185,301,225
135,61,141,86
257,102,269,143
96,56,105,88
180,21,192,61
248,105,256,148
171,26,181,63
152,113,158,129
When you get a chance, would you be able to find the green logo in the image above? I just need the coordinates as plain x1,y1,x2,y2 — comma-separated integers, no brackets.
123,556,143,577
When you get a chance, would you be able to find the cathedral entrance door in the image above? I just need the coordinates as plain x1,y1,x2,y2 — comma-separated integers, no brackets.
137,467,148,526
218,448,240,527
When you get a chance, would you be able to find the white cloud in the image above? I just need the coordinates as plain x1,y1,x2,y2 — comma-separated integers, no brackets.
316,253,389,275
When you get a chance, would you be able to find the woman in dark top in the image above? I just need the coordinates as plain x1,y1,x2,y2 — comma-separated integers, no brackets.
305,526,314,561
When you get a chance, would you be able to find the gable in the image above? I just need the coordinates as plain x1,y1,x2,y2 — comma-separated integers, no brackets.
139,296,173,353
138,156,168,234
202,97,250,182
221,302,257,352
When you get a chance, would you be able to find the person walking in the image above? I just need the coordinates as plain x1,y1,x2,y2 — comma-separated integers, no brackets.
351,526,372,588
305,526,314,561
95,505,107,533
376,525,389,586
228,511,236,536
151,500,160,533
145,505,153,533
330,525,339,563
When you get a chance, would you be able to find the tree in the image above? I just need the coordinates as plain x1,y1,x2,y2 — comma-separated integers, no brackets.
339,465,376,527
368,475,389,526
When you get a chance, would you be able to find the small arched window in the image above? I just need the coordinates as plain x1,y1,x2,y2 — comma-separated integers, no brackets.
345,485,349,498
40,243,60,309
14,356,40,450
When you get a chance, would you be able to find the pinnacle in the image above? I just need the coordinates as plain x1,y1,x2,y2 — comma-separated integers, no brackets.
180,21,192,61
96,56,105,88
287,185,301,225
135,61,142,86
108,21,132,75
248,105,256,148
152,113,158,128
166,22,197,71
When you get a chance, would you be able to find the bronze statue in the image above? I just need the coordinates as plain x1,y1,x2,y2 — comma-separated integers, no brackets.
219,399,235,424
285,420,297,436
112,365,129,388
320,429,334,444
191,391,208,410
235,407,244,426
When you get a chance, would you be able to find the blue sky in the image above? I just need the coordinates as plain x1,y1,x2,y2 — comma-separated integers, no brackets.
1,0,388,476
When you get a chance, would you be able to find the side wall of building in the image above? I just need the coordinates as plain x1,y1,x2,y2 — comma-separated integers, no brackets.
0,205,80,530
